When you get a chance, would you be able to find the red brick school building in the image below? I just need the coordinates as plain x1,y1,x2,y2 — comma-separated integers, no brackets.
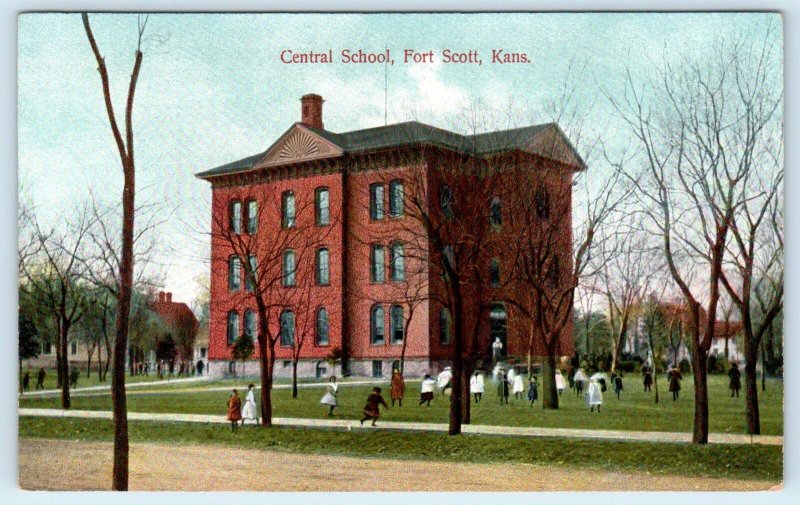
197,94,582,378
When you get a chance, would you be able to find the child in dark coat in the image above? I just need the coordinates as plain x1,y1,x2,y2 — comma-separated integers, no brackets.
361,387,389,426
527,376,539,406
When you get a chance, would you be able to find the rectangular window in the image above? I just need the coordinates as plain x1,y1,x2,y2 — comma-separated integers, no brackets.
390,243,405,281
70,341,77,355
228,256,241,291
371,244,385,283
370,184,384,220
389,180,404,217
372,360,383,378
230,201,242,234
246,200,258,234
246,255,257,292
200,348,207,358
316,188,330,226
282,191,296,228
43,342,52,354
283,251,296,287
316,248,330,286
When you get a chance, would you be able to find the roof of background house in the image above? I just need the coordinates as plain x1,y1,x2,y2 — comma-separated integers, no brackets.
196,120,583,179
149,298,199,331
713,321,744,340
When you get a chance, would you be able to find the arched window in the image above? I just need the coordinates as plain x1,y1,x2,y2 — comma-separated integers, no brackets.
490,258,501,288
280,309,295,346
440,185,454,220
228,256,241,291
245,255,257,292
535,187,550,219
490,197,502,227
390,305,404,344
229,200,242,234
315,187,330,226
370,183,384,220
283,250,296,287
390,242,405,281
244,309,256,338
389,180,404,217
245,199,258,234
316,308,330,345
439,308,452,345
370,244,385,283
370,305,385,344
282,191,296,228
227,311,240,345
316,248,330,286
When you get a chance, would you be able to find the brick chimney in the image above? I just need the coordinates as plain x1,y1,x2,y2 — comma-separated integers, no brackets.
158,291,165,302
300,94,324,130
166,292,172,303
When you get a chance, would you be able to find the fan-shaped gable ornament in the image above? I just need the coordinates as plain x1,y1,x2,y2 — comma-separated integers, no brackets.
255,125,343,168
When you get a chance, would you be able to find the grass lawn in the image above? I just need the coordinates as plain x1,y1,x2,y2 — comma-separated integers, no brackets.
19,375,784,436
18,416,782,482
19,368,168,391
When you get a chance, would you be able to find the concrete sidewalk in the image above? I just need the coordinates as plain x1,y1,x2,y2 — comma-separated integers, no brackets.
18,407,783,446
24,378,399,398
23,376,212,397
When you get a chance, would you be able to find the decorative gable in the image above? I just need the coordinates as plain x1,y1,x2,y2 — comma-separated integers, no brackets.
253,124,343,169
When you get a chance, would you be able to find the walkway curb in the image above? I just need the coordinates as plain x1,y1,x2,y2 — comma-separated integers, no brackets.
18,408,783,446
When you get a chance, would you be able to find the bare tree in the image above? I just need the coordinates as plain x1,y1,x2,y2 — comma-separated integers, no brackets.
509,162,627,409
608,25,782,443
599,224,657,372
211,186,333,426
82,13,147,490
720,151,783,434
18,207,97,408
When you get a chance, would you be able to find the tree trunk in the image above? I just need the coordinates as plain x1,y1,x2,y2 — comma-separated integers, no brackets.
690,345,709,444
744,340,761,435
542,352,559,410
760,341,766,392
291,359,298,399
610,317,628,373
448,294,464,435
461,363,471,424
59,318,71,409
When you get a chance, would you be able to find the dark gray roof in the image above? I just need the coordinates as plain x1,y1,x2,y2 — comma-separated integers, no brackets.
196,120,575,179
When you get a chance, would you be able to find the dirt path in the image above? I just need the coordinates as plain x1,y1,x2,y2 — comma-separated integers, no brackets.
18,438,777,491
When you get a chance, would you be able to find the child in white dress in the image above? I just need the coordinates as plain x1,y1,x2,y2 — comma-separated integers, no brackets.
320,376,339,416
241,383,258,425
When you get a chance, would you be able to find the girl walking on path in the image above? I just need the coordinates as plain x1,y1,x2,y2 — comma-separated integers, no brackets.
241,384,258,425
227,389,242,432
320,376,339,415
360,387,389,426
390,369,405,407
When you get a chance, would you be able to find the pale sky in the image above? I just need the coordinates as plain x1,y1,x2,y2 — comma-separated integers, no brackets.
17,12,781,304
